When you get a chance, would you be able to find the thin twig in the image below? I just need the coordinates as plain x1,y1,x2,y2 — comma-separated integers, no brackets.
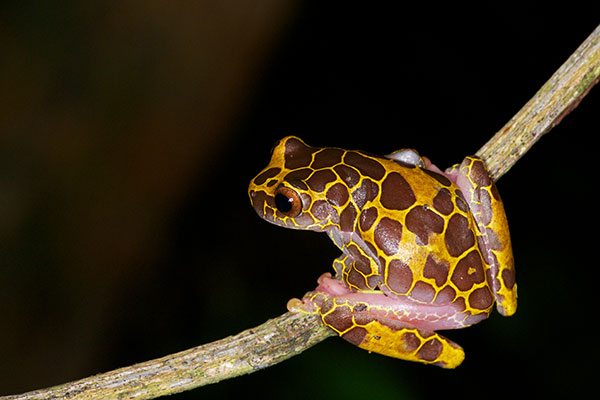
3,23,600,400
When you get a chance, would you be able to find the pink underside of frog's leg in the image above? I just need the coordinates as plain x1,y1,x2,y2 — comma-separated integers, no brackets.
297,274,485,331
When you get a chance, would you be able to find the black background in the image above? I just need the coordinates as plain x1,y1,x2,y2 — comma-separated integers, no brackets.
1,2,598,398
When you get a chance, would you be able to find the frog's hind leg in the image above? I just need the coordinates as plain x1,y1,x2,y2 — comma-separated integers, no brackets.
315,296,465,368
447,157,517,316
291,275,465,368
351,320,465,368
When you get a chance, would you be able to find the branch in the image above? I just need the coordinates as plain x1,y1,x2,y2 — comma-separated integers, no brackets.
3,23,600,400
476,24,600,181
1,311,334,400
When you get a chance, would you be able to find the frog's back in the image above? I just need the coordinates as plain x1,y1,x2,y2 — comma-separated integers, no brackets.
248,137,494,314
348,155,493,314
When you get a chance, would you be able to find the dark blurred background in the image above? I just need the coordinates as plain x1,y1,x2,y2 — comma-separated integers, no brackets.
1,2,598,398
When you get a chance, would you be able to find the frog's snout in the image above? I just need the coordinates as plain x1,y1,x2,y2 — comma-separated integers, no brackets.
248,189,258,209
248,188,268,219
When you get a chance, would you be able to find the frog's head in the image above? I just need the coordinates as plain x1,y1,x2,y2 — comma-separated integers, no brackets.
249,136,347,232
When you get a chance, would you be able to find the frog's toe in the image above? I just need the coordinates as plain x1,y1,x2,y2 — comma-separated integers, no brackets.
286,298,306,312
287,296,324,313
313,273,352,297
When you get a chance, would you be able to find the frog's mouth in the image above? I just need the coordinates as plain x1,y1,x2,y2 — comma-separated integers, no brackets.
249,189,282,226
248,189,269,219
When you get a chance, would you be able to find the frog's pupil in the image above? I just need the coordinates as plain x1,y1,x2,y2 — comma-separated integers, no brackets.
275,193,293,213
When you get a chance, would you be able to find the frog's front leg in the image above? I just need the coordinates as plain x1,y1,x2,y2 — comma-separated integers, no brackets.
331,243,381,291
446,157,517,316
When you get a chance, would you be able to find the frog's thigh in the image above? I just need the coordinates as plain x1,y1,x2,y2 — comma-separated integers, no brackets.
453,157,517,316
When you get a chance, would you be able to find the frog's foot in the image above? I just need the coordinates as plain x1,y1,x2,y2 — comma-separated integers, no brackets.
287,273,351,313
314,272,352,296
356,321,465,368
286,297,313,313
317,295,465,368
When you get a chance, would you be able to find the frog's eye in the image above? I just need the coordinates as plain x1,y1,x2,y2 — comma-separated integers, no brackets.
274,186,302,217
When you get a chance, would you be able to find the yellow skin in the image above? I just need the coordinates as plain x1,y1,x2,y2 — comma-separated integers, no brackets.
249,137,516,368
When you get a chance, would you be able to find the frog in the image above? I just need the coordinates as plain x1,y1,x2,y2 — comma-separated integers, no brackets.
248,136,517,368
